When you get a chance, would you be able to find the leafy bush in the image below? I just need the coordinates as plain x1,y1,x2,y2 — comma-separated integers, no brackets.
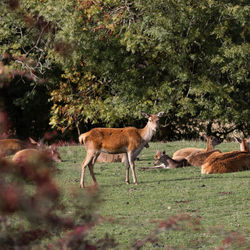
0,157,117,249
0,0,249,140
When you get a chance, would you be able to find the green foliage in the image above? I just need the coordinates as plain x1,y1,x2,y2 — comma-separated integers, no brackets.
0,151,117,249
48,0,249,137
0,0,249,139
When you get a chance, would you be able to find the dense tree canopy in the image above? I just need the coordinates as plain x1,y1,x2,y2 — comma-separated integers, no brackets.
0,0,249,140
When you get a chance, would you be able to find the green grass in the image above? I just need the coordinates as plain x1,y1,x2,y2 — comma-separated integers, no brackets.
54,141,250,249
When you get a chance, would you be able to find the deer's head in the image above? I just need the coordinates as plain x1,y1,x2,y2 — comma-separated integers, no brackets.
142,111,165,132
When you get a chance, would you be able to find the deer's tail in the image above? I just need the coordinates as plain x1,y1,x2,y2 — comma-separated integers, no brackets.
79,133,86,145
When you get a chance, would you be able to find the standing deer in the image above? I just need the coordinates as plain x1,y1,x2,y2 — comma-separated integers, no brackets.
172,135,222,160
201,137,250,174
79,111,165,188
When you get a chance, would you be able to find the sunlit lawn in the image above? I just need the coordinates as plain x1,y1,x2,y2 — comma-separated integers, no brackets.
55,140,250,249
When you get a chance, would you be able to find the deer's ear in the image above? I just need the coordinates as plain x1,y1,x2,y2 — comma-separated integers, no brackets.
29,137,39,145
49,145,57,150
234,136,242,143
141,112,150,119
202,134,208,140
157,111,165,117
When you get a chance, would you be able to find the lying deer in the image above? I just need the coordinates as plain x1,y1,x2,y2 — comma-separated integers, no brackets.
201,136,250,174
79,111,165,188
186,149,222,167
96,152,126,163
154,150,190,168
96,143,149,163
172,135,222,160
12,147,62,164
0,137,62,163
0,138,37,157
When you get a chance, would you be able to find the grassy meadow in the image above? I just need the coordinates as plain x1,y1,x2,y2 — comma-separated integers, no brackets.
54,140,250,249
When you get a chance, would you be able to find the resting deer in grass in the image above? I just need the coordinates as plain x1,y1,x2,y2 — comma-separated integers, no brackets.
154,150,190,168
79,111,165,188
172,135,222,160
0,137,39,157
12,147,62,164
186,149,222,167
96,152,126,163
96,143,149,163
2,137,62,163
201,136,250,174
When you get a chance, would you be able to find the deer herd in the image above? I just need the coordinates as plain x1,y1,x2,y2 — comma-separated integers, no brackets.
0,111,250,188
0,137,62,164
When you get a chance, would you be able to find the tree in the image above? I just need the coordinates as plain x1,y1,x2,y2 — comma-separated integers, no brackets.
0,0,72,138
1,0,249,140
49,0,249,138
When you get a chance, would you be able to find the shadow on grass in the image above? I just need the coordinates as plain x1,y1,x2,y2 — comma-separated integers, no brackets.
73,164,250,189
201,174,250,179
95,172,250,188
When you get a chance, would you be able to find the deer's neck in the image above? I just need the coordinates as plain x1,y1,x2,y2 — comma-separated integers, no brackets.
205,138,213,151
170,158,180,167
160,156,177,168
241,140,249,152
139,123,155,143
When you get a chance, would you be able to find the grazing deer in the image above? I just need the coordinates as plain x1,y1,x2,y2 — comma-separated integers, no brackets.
0,137,38,157
12,147,62,164
201,137,250,174
172,135,222,160
79,111,165,188
154,150,190,168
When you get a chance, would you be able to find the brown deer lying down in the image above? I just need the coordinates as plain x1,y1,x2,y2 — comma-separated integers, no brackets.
186,134,249,167
12,147,62,164
154,150,165,166
96,143,149,163
79,111,165,188
186,149,222,167
201,137,250,174
172,135,222,160
96,152,126,163
154,150,190,168
0,138,37,157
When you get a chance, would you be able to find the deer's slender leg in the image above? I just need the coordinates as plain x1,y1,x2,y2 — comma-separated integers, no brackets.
80,151,95,188
88,152,100,185
88,163,97,185
124,153,130,184
128,151,138,185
